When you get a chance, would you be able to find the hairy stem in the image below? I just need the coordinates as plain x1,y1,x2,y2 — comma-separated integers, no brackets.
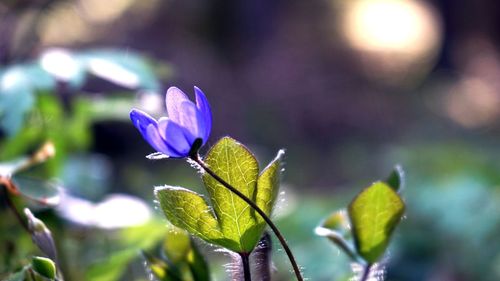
253,232,272,281
359,263,372,281
191,154,304,281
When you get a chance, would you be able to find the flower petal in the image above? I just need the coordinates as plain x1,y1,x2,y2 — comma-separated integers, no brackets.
157,118,192,157
130,109,157,136
130,109,174,155
165,87,190,124
194,86,212,142
176,101,205,143
145,124,176,156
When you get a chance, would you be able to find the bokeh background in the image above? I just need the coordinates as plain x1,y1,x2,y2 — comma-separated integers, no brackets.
1,0,500,280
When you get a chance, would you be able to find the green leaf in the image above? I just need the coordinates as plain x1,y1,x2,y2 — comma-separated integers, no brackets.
319,210,351,239
163,228,192,264
202,137,260,253
385,165,405,192
85,249,136,281
5,269,27,281
31,256,56,279
142,251,183,281
155,186,224,244
186,240,211,281
315,210,359,262
256,149,284,218
348,181,405,263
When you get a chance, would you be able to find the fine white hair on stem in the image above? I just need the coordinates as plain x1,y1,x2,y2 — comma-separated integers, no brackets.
187,157,204,174
220,250,244,281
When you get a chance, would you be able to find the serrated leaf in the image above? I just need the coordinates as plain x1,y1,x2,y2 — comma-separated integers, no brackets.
348,182,405,263
385,165,405,192
155,186,224,244
202,137,260,253
256,149,284,218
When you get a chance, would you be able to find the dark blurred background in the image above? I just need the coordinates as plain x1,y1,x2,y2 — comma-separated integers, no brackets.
1,0,500,280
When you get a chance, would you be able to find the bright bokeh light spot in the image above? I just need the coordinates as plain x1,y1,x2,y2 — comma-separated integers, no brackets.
343,0,440,54
80,0,135,24
88,58,140,89
0,68,24,90
445,78,500,128
40,49,81,81
93,194,152,229
339,0,442,87
139,92,164,114
57,192,152,229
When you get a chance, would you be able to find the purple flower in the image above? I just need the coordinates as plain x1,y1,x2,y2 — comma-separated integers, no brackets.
130,86,212,158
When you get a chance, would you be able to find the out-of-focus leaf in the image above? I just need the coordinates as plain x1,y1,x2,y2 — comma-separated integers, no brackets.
31,256,56,279
5,269,27,281
186,240,210,281
385,165,405,192
0,66,35,136
85,249,136,281
320,210,351,237
256,149,284,219
315,210,359,262
202,137,261,253
348,181,405,263
163,229,191,264
85,220,167,281
155,186,224,245
142,251,183,281
77,49,161,91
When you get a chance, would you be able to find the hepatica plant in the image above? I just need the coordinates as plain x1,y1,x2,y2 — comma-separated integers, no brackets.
130,86,406,281
130,86,302,281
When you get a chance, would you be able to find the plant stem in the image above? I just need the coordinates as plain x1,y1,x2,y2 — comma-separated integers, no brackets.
253,232,272,281
359,263,372,281
191,154,304,281
239,253,251,281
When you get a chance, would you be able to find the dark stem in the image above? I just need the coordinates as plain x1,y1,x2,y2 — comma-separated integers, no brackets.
239,253,251,281
191,154,304,281
359,263,372,281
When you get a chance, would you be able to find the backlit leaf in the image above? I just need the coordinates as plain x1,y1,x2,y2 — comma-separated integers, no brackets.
155,186,224,244
348,181,405,263
256,149,284,218
202,137,260,253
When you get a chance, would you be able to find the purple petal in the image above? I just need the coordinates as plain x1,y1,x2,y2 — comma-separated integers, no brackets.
158,118,192,156
144,124,173,156
130,109,172,155
130,109,157,136
175,101,205,143
194,86,212,142
165,87,190,124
